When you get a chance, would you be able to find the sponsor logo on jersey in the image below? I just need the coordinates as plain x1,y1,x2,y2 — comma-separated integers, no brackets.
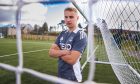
60,43,71,50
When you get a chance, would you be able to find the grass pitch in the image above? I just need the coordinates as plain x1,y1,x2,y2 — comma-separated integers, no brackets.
0,38,119,84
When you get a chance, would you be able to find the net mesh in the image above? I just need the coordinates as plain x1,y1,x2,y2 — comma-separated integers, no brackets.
94,0,140,84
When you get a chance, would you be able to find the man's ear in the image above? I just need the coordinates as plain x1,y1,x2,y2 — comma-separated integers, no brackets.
77,16,79,20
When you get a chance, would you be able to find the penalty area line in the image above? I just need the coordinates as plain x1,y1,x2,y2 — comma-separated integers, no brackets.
0,49,50,58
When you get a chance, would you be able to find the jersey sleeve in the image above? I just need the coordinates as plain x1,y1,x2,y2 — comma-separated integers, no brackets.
55,31,65,45
72,31,87,54
55,34,61,45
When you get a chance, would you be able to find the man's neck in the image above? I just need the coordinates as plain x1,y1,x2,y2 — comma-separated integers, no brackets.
68,26,77,32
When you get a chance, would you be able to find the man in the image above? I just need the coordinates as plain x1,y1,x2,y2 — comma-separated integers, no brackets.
49,7,87,82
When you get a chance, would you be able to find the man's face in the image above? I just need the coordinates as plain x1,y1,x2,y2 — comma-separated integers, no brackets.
64,11,79,29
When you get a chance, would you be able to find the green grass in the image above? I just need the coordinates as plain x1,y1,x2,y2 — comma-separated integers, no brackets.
0,38,119,84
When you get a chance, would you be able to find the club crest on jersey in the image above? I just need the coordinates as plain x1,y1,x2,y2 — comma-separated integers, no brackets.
68,37,73,42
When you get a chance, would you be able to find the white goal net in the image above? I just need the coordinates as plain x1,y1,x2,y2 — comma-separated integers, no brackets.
92,0,140,84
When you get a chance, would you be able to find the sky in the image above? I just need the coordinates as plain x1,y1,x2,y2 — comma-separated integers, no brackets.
21,1,74,27
92,1,140,31
1,0,139,31
0,0,86,28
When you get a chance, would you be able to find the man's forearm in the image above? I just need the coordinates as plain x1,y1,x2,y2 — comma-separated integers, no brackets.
49,49,70,58
60,50,81,65
49,49,63,58
61,55,75,65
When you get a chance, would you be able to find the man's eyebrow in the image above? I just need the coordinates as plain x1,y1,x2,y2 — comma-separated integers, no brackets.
65,16,74,18
69,16,74,18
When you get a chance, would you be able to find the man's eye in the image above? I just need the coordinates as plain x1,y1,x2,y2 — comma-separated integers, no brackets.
65,16,68,18
69,16,74,18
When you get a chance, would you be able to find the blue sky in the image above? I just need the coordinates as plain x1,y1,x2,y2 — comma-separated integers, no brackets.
21,0,73,27
0,0,86,28
0,0,68,27
45,3,71,27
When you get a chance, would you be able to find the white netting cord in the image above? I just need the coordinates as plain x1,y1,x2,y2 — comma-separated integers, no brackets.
94,0,140,83
97,19,140,84
87,4,94,83
0,63,81,84
15,0,24,84
70,0,99,83
0,62,97,84
99,19,126,63
82,46,99,71
86,0,98,82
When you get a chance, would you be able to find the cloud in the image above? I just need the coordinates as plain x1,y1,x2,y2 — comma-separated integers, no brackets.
21,3,48,26
0,6,16,24
0,0,17,5
0,1,48,26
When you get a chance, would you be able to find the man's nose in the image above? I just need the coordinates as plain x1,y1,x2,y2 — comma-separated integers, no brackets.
66,18,71,21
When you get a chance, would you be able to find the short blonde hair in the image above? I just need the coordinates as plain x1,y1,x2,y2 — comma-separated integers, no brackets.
64,7,78,14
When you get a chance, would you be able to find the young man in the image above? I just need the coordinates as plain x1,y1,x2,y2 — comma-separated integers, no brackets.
49,7,87,82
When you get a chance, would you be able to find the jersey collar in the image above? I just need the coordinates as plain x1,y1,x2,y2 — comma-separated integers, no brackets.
73,27,80,33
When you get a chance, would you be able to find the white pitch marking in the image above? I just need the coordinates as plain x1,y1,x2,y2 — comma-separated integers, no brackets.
0,49,50,58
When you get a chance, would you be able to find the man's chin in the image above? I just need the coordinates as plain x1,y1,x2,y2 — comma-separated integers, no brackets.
67,25,73,28
68,26,73,29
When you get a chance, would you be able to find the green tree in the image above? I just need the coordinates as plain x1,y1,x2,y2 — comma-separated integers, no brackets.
49,26,53,32
78,23,82,28
42,22,48,34
33,24,39,34
58,20,65,30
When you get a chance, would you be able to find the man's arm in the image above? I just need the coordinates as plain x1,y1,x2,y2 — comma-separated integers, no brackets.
60,50,81,65
61,31,87,65
49,44,70,58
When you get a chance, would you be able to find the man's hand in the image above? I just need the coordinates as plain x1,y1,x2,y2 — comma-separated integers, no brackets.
60,50,71,56
60,50,81,65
